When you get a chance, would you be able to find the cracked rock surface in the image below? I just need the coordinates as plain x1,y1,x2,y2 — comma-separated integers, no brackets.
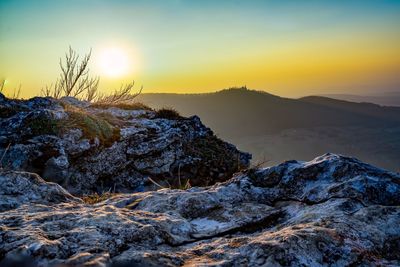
1,153,399,266
0,93,250,195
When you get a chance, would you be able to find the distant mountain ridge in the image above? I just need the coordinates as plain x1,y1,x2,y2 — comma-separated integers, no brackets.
319,92,400,107
137,88,400,171
138,88,400,137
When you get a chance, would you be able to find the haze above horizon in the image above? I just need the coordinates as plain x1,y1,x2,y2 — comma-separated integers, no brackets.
1,0,399,98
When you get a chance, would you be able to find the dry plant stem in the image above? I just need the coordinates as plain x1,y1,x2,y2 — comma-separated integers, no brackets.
147,177,166,189
178,164,181,188
0,79,5,93
41,46,143,103
95,81,143,105
11,84,21,99
183,179,191,190
0,80,21,99
0,143,11,169
59,47,96,97
42,46,100,100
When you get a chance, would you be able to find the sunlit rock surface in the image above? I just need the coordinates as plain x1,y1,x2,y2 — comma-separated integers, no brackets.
0,93,250,195
1,154,399,266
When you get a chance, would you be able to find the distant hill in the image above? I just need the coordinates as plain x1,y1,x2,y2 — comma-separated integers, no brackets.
137,88,400,171
319,92,400,107
138,88,400,138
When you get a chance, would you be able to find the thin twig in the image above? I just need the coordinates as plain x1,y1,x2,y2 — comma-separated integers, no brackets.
147,177,166,189
0,143,11,169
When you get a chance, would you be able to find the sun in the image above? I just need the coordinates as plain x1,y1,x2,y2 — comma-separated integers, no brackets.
98,47,130,77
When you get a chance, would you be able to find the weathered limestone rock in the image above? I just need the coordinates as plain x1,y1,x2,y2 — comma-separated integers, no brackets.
0,154,399,266
0,95,251,195
0,170,81,212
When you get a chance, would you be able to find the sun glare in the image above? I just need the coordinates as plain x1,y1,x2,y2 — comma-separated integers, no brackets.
98,47,130,77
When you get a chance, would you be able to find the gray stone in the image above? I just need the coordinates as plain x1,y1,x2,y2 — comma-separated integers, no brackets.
0,170,81,212
0,154,399,266
0,96,250,195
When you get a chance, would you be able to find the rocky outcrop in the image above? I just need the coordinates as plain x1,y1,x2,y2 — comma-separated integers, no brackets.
1,154,399,266
0,93,250,195
0,171,81,212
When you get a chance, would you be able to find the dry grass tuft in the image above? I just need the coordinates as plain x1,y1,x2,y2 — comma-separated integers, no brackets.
90,102,152,111
1,79,22,99
61,104,120,146
155,107,181,119
82,192,115,204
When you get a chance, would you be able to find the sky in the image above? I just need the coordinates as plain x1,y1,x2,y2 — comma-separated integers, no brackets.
1,0,400,98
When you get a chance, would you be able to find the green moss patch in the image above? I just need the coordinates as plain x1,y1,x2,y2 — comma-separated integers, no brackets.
25,114,61,136
64,109,120,146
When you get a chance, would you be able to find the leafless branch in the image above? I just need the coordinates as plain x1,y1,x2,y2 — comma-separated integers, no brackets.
58,46,99,98
94,80,143,104
41,80,62,98
43,46,143,104
44,46,99,100
84,78,100,102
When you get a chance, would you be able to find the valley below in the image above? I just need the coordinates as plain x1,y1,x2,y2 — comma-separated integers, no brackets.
138,88,400,172
232,126,400,172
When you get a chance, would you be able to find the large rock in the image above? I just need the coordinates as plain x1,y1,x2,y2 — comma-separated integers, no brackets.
0,95,251,194
0,170,81,212
0,154,399,266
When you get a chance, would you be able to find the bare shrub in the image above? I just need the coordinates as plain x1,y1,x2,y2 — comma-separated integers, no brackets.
94,81,143,105
85,82,100,102
42,46,143,104
42,46,100,100
58,46,100,98
42,83,62,99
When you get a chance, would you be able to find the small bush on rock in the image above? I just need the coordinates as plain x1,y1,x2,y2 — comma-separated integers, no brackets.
42,46,143,105
182,135,246,186
155,107,181,119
